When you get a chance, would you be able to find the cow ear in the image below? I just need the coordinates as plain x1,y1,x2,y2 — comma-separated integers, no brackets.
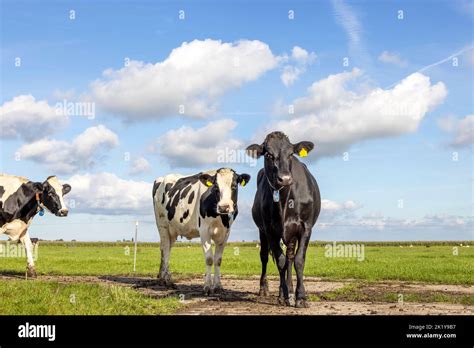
294,141,314,157
238,174,251,187
198,173,215,187
62,184,71,195
246,144,264,159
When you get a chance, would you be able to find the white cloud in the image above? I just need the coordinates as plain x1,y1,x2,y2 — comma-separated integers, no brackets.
339,213,472,233
281,66,303,87
90,39,280,121
322,199,361,212
150,119,243,168
291,46,316,63
67,172,152,215
317,206,473,240
266,69,447,157
280,46,317,86
0,95,68,141
17,125,119,174
378,51,407,67
129,156,152,175
438,114,474,147
320,199,361,221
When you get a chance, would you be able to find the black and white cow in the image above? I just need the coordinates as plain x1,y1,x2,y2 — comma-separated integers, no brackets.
0,174,71,277
152,168,250,294
246,132,321,308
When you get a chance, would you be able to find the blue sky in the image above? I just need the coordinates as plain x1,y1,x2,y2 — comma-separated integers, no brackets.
1,0,473,242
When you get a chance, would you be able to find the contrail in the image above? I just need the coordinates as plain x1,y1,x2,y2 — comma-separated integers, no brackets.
385,45,474,89
332,0,373,69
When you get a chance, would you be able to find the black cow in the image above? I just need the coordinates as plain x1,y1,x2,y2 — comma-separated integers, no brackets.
246,131,321,307
0,174,71,277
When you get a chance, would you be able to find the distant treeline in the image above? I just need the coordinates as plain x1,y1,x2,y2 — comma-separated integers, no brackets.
2,240,471,247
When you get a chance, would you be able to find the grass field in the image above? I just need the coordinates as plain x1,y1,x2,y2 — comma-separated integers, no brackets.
0,241,472,314
0,279,181,315
1,241,472,283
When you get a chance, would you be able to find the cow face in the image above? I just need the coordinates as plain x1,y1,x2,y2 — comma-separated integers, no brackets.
199,168,250,215
246,131,314,187
40,176,71,217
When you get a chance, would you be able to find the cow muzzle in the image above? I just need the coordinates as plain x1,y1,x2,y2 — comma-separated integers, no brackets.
217,203,234,215
276,174,293,186
57,209,69,217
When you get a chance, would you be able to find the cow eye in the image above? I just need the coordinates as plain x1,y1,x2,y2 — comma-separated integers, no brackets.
265,153,274,159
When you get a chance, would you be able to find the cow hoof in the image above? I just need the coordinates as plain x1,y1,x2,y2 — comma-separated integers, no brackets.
26,266,37,278
288,294,296,306
258,288,270,297
211,286,223,295
157,277,174,288
203,285,212,296
278,296,291,306
295,299,309,308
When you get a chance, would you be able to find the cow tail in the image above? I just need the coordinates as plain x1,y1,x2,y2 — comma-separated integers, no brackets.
269,248,276,264
152,178,164,203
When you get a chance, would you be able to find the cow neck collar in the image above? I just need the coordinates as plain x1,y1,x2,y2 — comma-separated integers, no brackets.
265,174,285,192
35,193,44,213
264,172,291,206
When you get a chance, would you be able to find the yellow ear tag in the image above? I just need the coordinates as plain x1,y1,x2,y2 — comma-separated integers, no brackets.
299,148,308,157
241,180,246,187
205,181,213,187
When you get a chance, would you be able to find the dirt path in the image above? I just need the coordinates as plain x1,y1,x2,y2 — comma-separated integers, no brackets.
1,274,472,315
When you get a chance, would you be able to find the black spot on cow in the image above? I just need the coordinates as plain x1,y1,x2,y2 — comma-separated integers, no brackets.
198,184,235,229
182,210,189,220
0,181,42,224
180,185,192,200
165,174,200,221
161,192,166,204
188,191,195,204
199,186,219,219
0,186,4,200
166,193,180,221
198,217,201,227
220,214,230,228
179,210,189,224
164,183,172,193
152,181,161,199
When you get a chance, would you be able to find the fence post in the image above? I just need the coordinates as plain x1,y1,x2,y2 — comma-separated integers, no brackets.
133,220,138,272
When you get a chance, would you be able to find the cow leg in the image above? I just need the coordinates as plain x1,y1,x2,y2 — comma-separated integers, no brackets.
211,240,227,294
294,232,311,308
3,220,35,278
157,225,174,287
258,230,270,296
200,232,213,295
20,231,36,278
270,237,290,306
286,238,297,306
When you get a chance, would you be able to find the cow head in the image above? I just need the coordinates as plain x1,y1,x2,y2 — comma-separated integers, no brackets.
199,168,251,215
246,131,313,187
37,176,72,217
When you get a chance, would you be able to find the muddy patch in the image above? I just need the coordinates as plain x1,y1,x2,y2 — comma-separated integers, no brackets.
0,274,472,315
